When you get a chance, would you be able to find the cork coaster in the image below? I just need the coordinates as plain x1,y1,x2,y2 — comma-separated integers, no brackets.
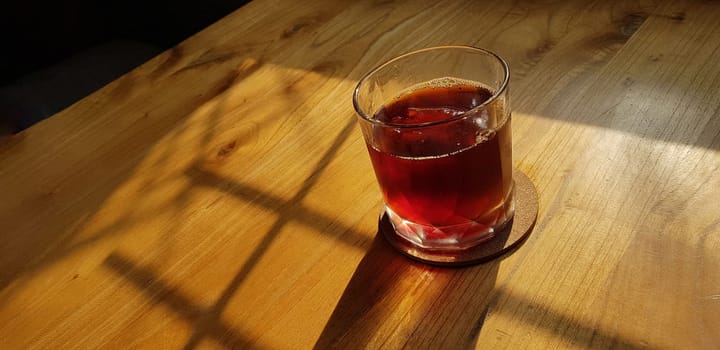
379,168,538,266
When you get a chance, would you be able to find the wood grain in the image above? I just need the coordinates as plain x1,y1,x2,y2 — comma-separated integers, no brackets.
1,0,718,349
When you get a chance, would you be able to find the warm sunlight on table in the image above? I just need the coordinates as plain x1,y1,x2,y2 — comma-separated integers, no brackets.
1,0,719,349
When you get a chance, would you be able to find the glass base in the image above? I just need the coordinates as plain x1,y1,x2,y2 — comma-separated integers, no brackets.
385,184,515,251
379,169,538,266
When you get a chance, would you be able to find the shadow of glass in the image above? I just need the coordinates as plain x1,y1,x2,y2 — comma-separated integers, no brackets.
314,232,507,349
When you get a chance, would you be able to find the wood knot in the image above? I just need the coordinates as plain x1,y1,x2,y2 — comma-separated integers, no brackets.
619,12,648,38
648,54,663,62
622,77,634,87
44,186,61,197
281,13,326,39
217,140,238,157
535,41,554,55
527,39,556,64
669,12,685,21
311,60,339,74
282,23,309,39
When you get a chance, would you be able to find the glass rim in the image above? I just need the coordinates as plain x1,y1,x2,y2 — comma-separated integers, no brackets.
352,45,510,129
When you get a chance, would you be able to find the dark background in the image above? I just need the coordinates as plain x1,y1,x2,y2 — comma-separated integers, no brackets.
0,0,250,133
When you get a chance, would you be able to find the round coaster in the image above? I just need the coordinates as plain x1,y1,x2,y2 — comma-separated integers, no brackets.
379,168,539,266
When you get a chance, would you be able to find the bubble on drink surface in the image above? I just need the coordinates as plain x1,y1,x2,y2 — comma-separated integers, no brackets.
397,77,494,100
424,77,486,89
407,107,466,117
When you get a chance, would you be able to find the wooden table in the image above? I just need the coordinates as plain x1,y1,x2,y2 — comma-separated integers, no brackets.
2,0,719,348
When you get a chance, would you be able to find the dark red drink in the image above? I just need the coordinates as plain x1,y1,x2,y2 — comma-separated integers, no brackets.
367,81,513,246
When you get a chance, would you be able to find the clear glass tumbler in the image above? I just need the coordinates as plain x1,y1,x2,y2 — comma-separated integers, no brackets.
354,46,513,251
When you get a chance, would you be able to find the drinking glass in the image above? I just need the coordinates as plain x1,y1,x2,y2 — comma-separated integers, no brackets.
353,46,513,252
